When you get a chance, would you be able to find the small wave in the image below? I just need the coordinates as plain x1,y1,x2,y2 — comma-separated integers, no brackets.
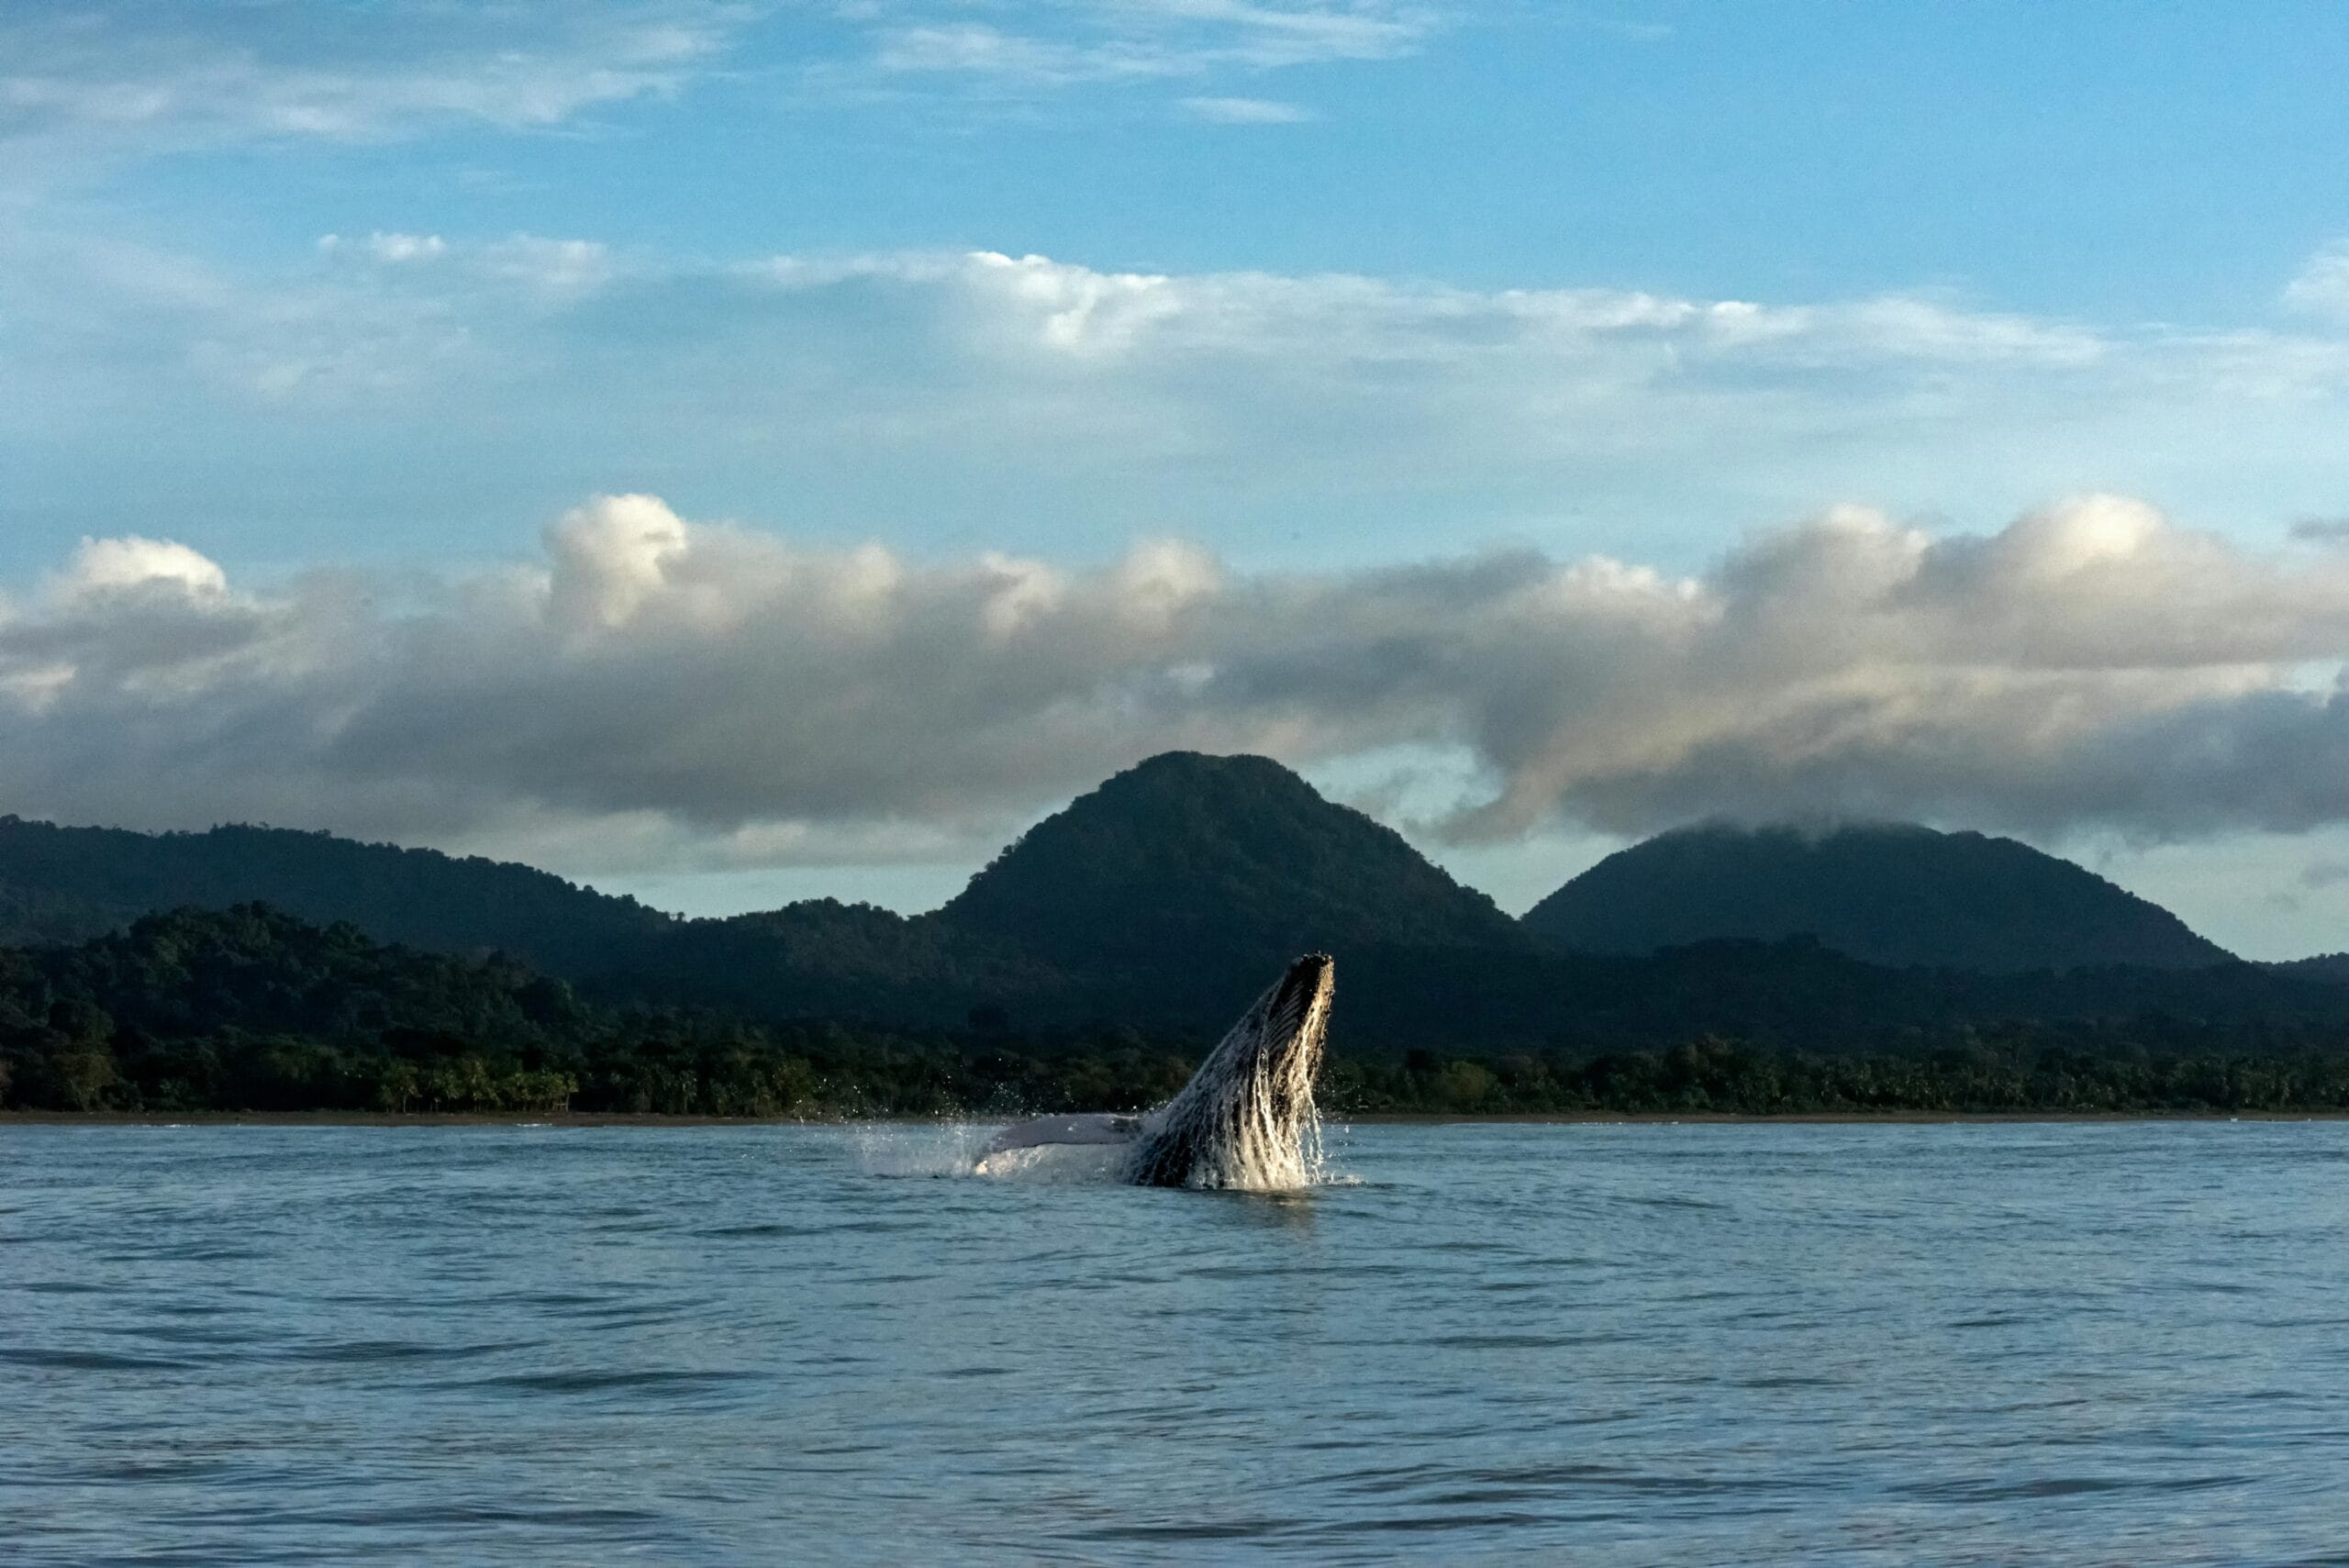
173,1501,667,1530
0,1346,195,1372
1072,1518,1290,1543
696,1220,818,1239
1424,1331,1632,1351
290,1339,533,1365
1898,1473,2242,1501
457,1368,749,1395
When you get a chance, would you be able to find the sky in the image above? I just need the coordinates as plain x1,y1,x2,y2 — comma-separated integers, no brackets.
5,1,2349,957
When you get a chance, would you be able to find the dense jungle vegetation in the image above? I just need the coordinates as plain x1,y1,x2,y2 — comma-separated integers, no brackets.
11,906,2349,1118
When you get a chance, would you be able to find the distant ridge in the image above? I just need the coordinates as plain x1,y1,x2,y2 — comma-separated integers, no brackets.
2267,953,2349,985
940,751,1522,979
0,815,670,974
1521,822,2235,973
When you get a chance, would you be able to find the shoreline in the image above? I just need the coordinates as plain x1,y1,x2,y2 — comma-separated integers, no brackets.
6,1109,2347,1128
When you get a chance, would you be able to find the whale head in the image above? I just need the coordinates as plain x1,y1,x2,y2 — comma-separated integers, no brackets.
1124,952,1333,1190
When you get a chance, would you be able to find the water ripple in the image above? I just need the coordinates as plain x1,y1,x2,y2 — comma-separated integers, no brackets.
5,1120,2349,1565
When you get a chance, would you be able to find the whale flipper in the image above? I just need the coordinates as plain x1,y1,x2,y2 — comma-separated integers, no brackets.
983,1113,1141,1153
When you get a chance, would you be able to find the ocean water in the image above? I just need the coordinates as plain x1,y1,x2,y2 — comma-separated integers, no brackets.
6,1122,2349,1566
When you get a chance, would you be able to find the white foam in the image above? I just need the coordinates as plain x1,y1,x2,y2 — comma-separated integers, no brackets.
852,1120,998,1178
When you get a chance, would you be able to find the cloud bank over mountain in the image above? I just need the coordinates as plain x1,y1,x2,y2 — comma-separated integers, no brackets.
6,491,2347,875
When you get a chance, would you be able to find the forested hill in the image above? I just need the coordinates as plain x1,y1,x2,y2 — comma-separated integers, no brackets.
2269,954,2349,985
939,752,1522,980
0,905,1187,1118
0,816,672,972
1523,823,2235,973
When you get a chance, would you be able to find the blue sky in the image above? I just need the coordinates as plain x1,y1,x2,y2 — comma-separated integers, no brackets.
6,2,2349,954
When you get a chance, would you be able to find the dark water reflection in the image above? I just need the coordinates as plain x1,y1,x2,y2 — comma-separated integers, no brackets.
6,1121,2349,1564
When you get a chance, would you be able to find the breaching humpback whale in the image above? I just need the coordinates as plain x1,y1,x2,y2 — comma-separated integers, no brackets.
978,953,1332,1189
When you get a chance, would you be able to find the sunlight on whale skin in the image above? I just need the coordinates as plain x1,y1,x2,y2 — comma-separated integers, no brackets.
975,954,1332,1191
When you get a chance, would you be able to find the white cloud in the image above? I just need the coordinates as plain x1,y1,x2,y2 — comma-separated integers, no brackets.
480,236,619,301
0,3,742,161
56,536,228,601
11,235,2349,587
7,493,2349,882
1181,95,1316,123
319,231,448,264
2285,240,2349,320
0,0,1439,172
869,1,1433,86
874,26,1114,83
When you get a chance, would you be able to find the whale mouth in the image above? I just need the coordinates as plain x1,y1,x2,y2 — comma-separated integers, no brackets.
976,953,1335,1191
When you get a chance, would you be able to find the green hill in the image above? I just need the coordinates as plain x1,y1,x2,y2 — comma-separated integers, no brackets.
0,815,673,973
0,905,1182,1117
1522,822,2234,973
938,751,1521,995
2267,953,2349,985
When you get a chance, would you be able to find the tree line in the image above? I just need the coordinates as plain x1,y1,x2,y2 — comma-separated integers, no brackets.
8,906,2349,1118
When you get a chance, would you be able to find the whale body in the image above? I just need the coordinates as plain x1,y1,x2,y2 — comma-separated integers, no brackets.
979,953,1332,1189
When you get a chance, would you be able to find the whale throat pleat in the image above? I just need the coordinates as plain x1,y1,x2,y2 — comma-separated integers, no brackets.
1123,954,1331,1191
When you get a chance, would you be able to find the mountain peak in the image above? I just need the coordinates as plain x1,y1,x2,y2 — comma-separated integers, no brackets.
1523,820,2233,973
940,751,1519,978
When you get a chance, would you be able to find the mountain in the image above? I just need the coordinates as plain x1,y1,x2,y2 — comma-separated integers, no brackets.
3,771,2306,1051
0,816,673,974
0,754,1525,1032
938,752,1521,988
1521,823,2235,973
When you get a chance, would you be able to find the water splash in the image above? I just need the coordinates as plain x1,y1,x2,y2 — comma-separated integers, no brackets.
853,1120,998,1178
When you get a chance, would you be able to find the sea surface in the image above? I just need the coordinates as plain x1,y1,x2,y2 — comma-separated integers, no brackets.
6,1121,2349,1566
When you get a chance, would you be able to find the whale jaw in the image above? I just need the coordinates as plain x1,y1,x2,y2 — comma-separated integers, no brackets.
1123,953,1332,1191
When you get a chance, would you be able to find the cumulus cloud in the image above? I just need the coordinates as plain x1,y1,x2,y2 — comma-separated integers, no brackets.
6,493,2349,876
57,536,228,600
